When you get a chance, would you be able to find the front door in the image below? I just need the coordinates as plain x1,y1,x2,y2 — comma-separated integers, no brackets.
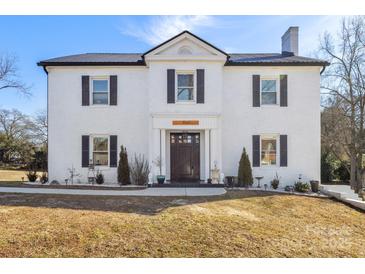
170,133,200,182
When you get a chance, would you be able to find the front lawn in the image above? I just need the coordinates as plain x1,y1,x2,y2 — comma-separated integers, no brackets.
0,191,364,257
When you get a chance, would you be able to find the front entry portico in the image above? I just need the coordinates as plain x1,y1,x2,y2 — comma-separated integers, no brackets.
150,113,222,183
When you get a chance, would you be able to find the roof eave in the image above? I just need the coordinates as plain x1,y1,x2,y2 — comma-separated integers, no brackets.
37,61,146,67
225,61,330,66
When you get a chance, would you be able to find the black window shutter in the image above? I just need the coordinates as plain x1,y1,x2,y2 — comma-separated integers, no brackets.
252,75,260,107
110,75,117,105
280,135,288,167
280,75,288,107
252,135,260,167
82,76,90,106
109,135,118,167
197,69,205,103
81,135,89,167
167,69,175,104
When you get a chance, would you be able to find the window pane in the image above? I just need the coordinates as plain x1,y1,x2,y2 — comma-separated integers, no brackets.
93,152,108,166
93,137,108,151
261,139,276,165
178,74,194,87
93,80,108,92
261,80,276,92
177,88,194,101
262,92,277,104
93,92,108,104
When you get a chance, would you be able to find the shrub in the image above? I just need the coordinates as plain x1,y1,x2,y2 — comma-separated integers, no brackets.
130,154,150,185
95,170,104,185
26,170,37,182
294,181,310,193
40,172,48,184
334,161,350,182
117,145,131,185
271,172,280,189
237,147,253,187
284,185,293,192
321,151,336,183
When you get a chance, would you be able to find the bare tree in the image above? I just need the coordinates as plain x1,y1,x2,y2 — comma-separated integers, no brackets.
0,109,34,164
320,16,365,192
32,109,47,146
0,54,30,95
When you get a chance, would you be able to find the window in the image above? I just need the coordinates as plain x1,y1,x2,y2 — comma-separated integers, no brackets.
92,78,109,105
177,73,194,101
92,136,108,166
261,79,277,105
261,136,277,166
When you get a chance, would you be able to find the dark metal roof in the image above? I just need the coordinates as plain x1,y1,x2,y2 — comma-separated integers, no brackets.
38,52,328,67
226,53,329,66
37,53,145,66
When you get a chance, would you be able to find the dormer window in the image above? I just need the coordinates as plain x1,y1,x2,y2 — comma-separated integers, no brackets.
176,72,195,102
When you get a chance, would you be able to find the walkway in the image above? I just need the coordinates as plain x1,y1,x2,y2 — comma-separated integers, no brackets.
0,186,226,197
321,184,365,210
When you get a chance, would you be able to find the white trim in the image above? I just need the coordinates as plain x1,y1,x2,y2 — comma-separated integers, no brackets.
144,32,226,59
260,76,280,106
260,134,279,167
175,70,196,103
90,135,110,167
90,76,109,106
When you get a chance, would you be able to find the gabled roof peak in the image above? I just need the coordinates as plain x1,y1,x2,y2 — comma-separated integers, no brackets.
142,30,229,58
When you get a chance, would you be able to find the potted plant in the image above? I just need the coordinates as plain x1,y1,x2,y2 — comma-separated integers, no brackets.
310,180,319,193
271,172,280,189
95,170,104,185
207,178,212,184
153,157,165,184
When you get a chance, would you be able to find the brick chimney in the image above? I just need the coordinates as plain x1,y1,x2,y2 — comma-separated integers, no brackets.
281,26,299,56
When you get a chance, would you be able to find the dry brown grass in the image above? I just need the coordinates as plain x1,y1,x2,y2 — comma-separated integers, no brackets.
0,190,364,258
0,170,43,185
0,169,27,182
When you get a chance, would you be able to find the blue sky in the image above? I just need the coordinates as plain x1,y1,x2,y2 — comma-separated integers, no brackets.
0,15,342,115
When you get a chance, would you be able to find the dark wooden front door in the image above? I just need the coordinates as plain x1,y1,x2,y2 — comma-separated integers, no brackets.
170,133,200,181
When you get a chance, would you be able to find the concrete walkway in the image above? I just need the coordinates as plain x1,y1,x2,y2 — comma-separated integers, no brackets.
321,184,365,210
0,186,226,197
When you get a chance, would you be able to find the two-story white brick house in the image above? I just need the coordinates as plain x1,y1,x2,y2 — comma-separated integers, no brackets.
38,27,328,186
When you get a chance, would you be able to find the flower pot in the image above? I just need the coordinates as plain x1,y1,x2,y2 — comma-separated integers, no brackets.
225,176,234,187
310,180,319,193
207,178,212,184
157,175,165,184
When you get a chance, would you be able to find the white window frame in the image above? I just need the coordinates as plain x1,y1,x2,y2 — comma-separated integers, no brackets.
260,77,279,106
260,134,279,167
90,135,109,167
91,76,109,105
175,71,196,103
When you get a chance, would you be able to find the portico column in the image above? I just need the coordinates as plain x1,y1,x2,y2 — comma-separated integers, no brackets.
160,129,166,176
204,129,210,181
152,128,160,180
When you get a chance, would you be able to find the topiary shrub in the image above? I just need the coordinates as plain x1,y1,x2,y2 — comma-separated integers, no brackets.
294,181,310,193
237,147,253,187
118,145,131,185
